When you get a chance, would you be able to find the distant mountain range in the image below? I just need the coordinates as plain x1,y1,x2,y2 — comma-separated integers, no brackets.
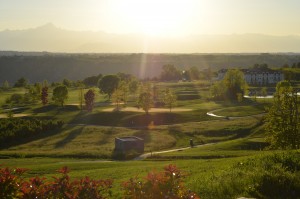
1,23,300,53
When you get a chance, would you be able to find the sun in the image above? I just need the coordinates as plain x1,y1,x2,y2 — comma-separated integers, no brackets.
112,0,194,36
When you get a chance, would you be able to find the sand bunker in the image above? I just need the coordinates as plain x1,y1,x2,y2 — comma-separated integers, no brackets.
103,107,192,113
0,113,30,118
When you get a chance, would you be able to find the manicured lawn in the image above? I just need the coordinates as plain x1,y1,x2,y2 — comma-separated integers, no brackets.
0,156,248,198
0,116,263,159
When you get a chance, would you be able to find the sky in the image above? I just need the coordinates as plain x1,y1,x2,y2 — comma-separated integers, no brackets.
1,0,300,37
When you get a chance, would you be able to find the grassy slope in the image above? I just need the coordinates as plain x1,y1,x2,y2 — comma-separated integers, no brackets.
0,155,249,198
0,116,262,158
0,82,277,198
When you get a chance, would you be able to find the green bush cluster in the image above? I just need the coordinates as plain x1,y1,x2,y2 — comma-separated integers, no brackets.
0,118,64,145
200,151,300,199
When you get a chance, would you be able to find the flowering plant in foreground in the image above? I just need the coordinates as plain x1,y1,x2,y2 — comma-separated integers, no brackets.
122,164,200,199
0,164,199,199
0,165,112,199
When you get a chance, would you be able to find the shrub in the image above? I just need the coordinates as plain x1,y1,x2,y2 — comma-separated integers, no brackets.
122,164,200,199
0,118,64,146
0,166,112,199
0,165,199,199
199,151,300,199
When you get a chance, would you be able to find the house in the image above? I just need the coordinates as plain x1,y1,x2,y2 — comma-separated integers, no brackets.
217,68,284,85
115,136,144,153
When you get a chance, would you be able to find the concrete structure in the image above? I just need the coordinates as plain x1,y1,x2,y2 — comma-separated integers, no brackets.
217,68,284,85
115,136,144,153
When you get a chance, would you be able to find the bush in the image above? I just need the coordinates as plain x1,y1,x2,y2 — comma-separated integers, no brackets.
0,118,64,146
0,166,112,199
0,165,200,199
199,151,300,199
122,164,199,199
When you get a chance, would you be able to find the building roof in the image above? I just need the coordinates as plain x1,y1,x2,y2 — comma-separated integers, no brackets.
116,136,143,142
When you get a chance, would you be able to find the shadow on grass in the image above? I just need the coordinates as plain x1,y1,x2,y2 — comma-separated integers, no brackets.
232,140,269,150
0,128,63,150
55,127,84,148
33,104,80,114
201,121,263,141
133,130,152,143
97,127,117,145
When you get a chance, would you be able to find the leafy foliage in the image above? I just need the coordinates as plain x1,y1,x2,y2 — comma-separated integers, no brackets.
0,118,64,146
138,92,153,114
265,81,300,149
6,94,24,105
122,164,199,199
0,165,199,199
98,75,120,99
2,80,10,90
200,151,300,199
83,74,102,87
14,77,28,88
41,86,49,105
52,85,68,106
0,166,112,199
84,89,95,112
211,69,247,101
160,65,181,81
163,88,177,112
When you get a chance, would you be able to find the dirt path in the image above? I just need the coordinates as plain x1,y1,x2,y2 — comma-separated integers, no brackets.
134,142,217,160
207,108,265,120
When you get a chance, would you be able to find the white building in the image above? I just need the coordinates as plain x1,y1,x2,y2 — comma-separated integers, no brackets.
217,68,284,85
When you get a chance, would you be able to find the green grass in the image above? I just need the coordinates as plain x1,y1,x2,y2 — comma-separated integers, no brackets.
212,105,265,117
0,83,284,198
0,156,247,198
0,116,263,159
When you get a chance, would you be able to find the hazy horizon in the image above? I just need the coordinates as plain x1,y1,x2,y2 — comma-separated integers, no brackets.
2,1,300,35
1,1,300,53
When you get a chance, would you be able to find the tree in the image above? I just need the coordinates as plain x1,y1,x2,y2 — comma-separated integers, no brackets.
187,66,200,80
98,75,120,99
265,81,300,149
223,69,247,100
42,80,49,87
14,77,28,88
84,89,95,112
163,88,177,112
138,91,153,114
52,85,68,106
111,87,123,111
62,78,72,87
160,65,181,81
2,80,9,90
83,74,102,87
261,87,267,100
128,78,140,94
6,94,23,105
41,86,48,106
79,87,84,110
210,81,226,100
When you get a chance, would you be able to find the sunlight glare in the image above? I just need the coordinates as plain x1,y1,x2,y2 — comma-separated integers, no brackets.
112,0,195,36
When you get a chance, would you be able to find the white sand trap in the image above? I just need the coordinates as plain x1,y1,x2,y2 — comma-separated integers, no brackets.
67,103,80,106
0,113,30,118
103,107,192,113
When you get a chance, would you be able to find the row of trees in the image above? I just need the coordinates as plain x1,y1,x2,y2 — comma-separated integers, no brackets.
160,64,213,81
98,74,177,114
